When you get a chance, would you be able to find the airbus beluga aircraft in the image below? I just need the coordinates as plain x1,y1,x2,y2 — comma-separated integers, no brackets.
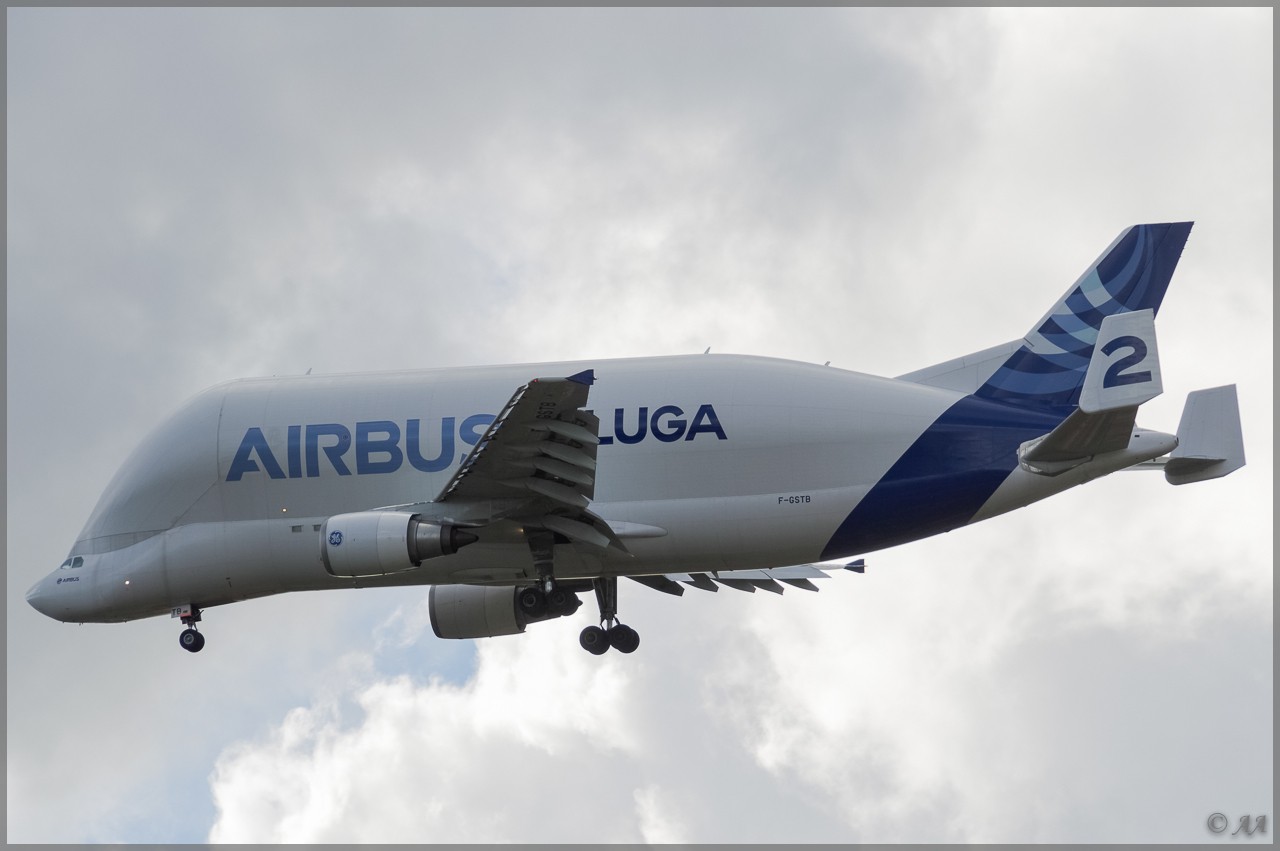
27,222,1245,656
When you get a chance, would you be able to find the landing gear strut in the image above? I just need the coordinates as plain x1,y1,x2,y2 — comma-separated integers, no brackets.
178,605,205,653
579,576,639,655
525,529,639,655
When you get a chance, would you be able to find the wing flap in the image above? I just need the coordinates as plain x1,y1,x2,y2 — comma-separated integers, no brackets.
535,419,601,446
530,455,594,486
541,515,612,550
629,561,866,597
627,575,686,596
519,477,591,510
681,573,719,592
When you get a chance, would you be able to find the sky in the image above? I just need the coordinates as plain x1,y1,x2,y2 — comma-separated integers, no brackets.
6,7,1272,844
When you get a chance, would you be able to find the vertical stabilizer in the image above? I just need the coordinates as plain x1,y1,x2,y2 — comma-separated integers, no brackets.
974,222,1192,411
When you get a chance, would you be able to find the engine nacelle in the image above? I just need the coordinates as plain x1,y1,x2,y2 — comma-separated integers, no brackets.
429,585,527,639
428,585,583,639
321,511,478,578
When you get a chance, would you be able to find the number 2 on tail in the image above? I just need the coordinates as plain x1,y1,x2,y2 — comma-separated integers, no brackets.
1101,335,1151,387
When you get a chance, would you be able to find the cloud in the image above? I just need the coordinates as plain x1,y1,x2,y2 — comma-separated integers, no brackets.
204,509,1270,843
209,625,645,843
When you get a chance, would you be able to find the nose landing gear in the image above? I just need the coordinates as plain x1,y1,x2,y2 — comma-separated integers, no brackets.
177,605,205,653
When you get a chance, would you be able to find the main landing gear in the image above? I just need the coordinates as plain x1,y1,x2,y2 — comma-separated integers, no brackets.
524,530,639,655
516,583,583,620
178,605,205,653
579,576,639,656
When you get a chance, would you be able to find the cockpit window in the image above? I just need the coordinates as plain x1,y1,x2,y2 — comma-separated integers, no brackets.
59,557,85,569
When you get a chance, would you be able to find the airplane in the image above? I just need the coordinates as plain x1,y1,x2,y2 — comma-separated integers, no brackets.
26,221,1246,656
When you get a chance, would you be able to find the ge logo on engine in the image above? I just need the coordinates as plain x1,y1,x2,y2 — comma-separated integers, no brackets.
329,531,344,547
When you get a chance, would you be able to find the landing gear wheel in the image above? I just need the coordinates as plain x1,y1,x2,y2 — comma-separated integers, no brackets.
517,587,547,618
547,587,578,617
579,625,610,655
608,624,640,654
179,628,205,653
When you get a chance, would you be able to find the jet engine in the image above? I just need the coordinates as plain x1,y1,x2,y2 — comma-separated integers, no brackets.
429,584,583,639
321,511,478,578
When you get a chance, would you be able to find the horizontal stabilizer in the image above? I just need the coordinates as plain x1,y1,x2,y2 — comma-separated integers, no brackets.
1165,385,1246,485
1019,407,1138,475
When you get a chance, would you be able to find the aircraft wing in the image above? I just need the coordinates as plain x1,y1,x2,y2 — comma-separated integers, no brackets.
432,369,628,552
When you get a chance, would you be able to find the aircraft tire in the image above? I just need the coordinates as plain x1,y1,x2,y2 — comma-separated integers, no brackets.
547,587,574,616
579,625,610,655
608,624,639,654
518,587,547,618
179,628,205,653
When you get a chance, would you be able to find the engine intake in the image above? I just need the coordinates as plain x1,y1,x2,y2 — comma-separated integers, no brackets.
321,511,478,578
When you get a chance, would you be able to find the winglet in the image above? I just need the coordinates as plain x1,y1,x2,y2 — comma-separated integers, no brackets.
567,369,596,386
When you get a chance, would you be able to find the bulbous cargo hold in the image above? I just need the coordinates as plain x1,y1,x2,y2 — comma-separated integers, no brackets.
320,511,479,578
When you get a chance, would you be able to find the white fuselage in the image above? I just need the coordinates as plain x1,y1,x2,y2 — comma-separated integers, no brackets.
26,353,1173,624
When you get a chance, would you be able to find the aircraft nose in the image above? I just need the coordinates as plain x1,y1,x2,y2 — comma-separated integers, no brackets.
26,571,92,622
26,576,56,618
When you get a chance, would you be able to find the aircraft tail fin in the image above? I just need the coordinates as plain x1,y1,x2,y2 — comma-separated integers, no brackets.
974,222,1192,411
1164,385,1246,484
1016,309,1168,475
903,223,1193,408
